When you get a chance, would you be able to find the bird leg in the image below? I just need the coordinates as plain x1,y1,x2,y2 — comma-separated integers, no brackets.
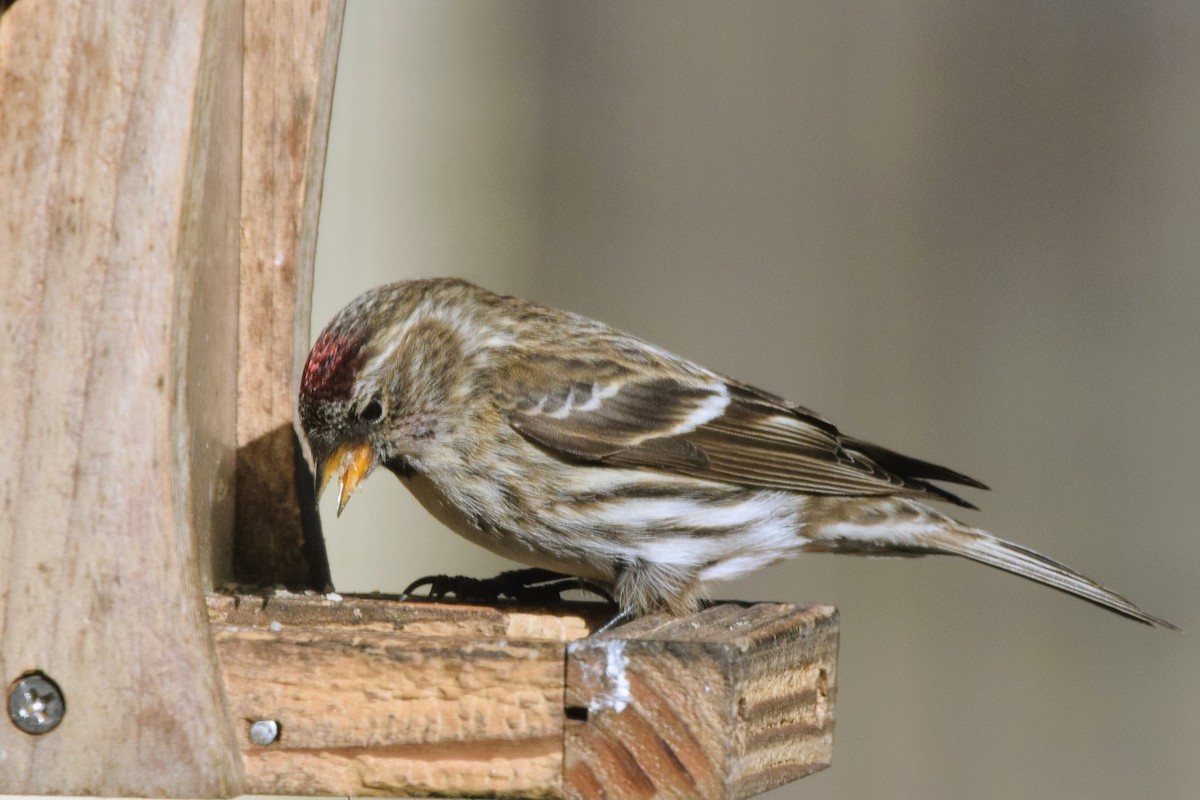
590,607,636,635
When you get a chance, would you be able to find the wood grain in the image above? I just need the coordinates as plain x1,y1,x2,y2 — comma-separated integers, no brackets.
210,594,601,797
0,0,242,794
209,594,836,799
234,0,345,589
563,604,839,800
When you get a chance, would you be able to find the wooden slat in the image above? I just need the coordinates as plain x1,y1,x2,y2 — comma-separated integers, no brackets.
210,594,601,797
563,604,838,800
209,595,837,799
234,0,346,589
0,0,243,794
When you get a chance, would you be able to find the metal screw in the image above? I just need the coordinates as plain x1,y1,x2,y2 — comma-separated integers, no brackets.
249,719,279,746
7,672,65,735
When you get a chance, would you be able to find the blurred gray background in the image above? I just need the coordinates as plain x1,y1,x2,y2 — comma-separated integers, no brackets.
310,3,1198,799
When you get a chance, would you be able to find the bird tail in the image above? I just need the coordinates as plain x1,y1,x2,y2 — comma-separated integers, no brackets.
802,498,1178,630
924,524,1177,629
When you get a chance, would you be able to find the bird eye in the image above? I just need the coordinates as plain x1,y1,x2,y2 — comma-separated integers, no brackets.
358,398,383,423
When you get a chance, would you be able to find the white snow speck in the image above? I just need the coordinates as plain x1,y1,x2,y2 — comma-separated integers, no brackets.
570,639,633,714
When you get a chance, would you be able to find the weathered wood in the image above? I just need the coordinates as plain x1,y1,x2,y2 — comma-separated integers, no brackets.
209,594,837,799
210,594,601,797
234,0,345,589
564,604,838,800
0,0,242,794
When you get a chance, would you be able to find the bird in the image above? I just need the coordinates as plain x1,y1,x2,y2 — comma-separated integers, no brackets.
298,277,1175,629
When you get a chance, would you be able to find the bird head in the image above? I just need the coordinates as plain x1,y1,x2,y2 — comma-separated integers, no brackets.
298,281,474,515
298,321,380,515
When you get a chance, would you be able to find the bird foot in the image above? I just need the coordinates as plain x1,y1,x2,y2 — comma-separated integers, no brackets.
590,607,635,635
400,567,614,605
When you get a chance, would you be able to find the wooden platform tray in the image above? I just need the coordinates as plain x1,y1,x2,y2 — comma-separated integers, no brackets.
209,593,838,799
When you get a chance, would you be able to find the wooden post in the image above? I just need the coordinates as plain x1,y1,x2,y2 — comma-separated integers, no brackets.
0,0,243,794
234,0,345,590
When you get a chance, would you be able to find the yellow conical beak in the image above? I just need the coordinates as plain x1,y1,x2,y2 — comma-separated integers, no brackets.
317,442,376,517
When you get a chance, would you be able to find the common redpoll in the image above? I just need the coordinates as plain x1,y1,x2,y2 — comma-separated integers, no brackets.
299,278,1175,628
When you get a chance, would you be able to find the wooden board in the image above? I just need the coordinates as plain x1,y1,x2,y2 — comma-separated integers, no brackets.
564,604,838,800
0,0,243,794
209,594,837,799
234,0,346,589
210,593,600,797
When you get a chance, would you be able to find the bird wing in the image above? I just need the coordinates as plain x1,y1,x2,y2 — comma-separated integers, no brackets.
494,353,985,507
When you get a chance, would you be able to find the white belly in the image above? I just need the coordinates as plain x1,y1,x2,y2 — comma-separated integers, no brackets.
396,469,613,580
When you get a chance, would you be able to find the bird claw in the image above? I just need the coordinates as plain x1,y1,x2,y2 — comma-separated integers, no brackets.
591,607,635,635
399,567,614,605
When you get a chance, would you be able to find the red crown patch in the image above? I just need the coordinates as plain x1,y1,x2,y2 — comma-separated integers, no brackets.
301,330,367,401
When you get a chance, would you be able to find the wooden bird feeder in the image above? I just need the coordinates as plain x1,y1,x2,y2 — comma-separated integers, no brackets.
0,2,839,797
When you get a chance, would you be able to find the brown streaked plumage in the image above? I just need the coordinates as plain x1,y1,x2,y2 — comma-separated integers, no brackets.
298,278,1176,629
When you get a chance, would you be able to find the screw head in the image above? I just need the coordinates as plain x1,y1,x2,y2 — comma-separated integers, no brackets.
7,672,65,735
249,719,279,746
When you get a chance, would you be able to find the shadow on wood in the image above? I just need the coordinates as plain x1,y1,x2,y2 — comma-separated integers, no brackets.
233,423,330,589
